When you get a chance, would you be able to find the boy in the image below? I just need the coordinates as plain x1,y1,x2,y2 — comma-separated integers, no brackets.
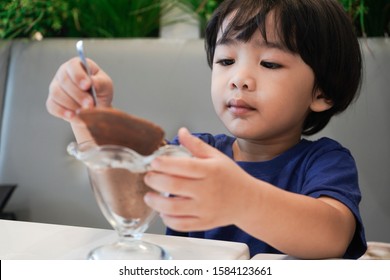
47,0,366,259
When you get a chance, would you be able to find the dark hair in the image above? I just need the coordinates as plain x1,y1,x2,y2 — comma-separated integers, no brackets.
205,0,362,135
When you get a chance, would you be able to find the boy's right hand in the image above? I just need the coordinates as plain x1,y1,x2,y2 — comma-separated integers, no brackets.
46,57,113,123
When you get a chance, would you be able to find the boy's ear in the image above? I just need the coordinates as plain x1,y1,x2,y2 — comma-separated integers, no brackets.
310,89,333,112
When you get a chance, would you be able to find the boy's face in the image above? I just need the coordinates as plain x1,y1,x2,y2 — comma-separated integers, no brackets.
211,14,329,144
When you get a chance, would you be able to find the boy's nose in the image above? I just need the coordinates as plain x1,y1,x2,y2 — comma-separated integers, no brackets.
229,71,256,91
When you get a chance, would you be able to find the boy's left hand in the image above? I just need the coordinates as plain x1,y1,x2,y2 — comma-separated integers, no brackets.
144,127,253,232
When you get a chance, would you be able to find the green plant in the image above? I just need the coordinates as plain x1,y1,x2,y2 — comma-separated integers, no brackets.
363,0,390,37
67,0,162,38
339,0,367,35
172,0,389,37
0,0,388,39
0,0,162,39
0,0,70,38
174,0,223,32
338,0,389,36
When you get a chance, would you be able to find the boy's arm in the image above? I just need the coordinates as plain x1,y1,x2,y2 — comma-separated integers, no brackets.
144,128,357,259
235,179,356,259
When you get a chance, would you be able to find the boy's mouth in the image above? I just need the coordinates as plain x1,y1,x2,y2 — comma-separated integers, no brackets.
227,99,256,115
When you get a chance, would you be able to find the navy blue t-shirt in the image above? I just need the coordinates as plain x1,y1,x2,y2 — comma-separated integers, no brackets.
167,133,367,259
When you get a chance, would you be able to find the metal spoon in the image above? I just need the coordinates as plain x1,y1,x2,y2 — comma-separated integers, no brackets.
76,40,98,106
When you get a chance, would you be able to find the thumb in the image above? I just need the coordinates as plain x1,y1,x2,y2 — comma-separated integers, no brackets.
178,127,220,159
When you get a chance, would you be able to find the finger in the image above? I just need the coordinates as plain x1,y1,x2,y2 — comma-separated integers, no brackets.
178,127,221,159
74,58,114,107
66,57,94,90
85,58,100,76
49,77,83,107
144,191,196,217
47,78,89,122
74,58,103,92
144,171,199,196
58,59,95,107
46,96,72,120
149,155,209,179
46,95,82,123
53,62,93,108
91,69,114,106
160,215,203,232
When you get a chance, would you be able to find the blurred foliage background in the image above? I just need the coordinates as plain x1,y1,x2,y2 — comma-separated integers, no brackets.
0,0,388,39
339,0,390,37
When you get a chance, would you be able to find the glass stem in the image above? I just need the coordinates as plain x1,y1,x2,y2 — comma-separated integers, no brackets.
118,231,142,243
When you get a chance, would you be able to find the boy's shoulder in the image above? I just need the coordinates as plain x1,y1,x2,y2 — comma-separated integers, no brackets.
296,137,355,169
302,137,351,155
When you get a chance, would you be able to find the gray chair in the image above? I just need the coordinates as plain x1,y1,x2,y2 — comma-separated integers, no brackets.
0,184,17,219
0,38,389,244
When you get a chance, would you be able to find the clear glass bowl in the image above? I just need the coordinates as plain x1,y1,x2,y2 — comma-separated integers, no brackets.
67,141,191,260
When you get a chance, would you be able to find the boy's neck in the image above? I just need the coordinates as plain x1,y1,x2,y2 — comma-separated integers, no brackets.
232,135,302,162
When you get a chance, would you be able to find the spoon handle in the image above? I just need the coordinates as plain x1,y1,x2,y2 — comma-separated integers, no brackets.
76,40,98,106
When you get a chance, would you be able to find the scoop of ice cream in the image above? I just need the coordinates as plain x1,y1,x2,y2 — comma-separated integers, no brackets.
77,107,165,155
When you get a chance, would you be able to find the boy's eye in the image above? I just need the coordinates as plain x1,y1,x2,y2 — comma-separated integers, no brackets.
215,59,235,66
260,61,281,69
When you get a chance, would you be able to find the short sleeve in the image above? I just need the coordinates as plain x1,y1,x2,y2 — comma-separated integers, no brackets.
302,143,367,258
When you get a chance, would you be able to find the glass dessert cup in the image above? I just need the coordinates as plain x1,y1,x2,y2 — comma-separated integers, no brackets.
67,141,191,260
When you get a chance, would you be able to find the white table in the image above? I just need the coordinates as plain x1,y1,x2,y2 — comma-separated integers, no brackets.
251,253,296,260
0,220,249,260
